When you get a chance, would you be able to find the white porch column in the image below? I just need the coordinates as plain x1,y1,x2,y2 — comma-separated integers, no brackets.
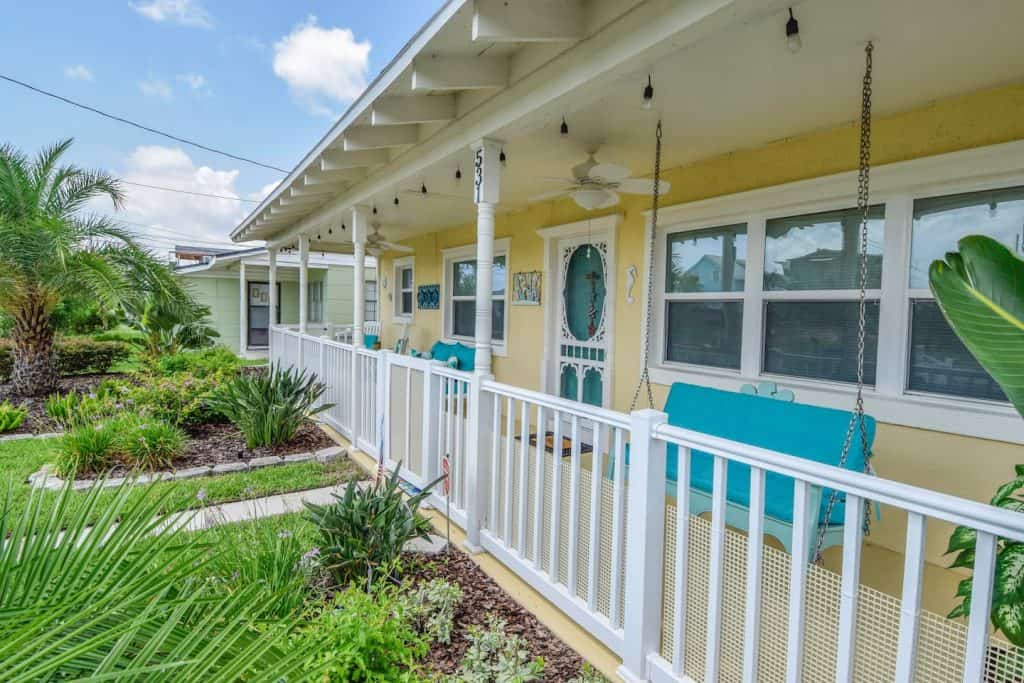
267,247,277,358
238,260,247,356
352,207,369,349
298,234,309,334
471,138,503,375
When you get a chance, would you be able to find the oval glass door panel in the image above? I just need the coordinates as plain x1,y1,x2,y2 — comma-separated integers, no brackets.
564,245,606,341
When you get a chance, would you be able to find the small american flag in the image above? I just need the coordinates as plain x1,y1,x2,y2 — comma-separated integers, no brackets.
376,413,386,484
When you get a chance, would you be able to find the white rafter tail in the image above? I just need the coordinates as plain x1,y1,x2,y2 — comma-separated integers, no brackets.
290,183,344,197
343,124,420,151
320,148,390,171
615,178,671,195
278,194,326,207
306,167,368,184
371,95,456,125
471,0,585,43
589,162,632,182
411,56,508,91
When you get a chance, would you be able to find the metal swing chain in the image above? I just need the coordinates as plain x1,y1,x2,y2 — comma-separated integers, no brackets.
814,42,873,564
631,120,663,411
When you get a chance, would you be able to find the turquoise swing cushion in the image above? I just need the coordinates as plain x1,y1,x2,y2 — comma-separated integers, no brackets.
659,382,875,527
429,341,475,372
364,334,379,348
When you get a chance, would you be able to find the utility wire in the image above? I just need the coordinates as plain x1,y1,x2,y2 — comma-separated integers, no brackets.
0,74,290,174
121,180,260,203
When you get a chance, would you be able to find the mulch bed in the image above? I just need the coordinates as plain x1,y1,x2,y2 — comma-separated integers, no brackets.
0,374,115,436
406,546,587,681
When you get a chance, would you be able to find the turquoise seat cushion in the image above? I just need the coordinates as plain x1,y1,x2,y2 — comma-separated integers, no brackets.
429,341,475,372
364,334,379,348
661,382,875,527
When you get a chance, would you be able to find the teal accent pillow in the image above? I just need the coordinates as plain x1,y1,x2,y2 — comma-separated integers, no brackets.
446,356,459,369
364,334,378,348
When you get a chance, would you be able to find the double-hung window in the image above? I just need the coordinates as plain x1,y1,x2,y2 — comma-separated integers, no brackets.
364,280,378,322
393,258,414,320
443,240,509,349
307,281,324,323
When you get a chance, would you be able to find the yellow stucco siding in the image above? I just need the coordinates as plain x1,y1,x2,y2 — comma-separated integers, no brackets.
378,82,1024,615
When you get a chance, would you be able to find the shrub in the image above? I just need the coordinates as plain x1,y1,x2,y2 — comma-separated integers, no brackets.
113,414,186,470
441,614,544,683
395,578,462,645
210,363,331,449
44,382,127,430
294,584,428,682
151,346,242,378
0,338,131,381
127,371,225,427
305,467,439,589
0,401,27,433
92,324,146,345
57,420,119,475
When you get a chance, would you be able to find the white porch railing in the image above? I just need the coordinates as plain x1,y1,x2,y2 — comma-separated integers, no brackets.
271,327,1024,683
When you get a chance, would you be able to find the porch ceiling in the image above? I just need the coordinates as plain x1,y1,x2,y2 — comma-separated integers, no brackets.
237,0,1024,251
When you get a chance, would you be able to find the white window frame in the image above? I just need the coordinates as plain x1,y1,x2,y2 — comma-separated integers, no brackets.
393,257,414,322
307,280,324,323
644,140,1024,444
441,238,511,356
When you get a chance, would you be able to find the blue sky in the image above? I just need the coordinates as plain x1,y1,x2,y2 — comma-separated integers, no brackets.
0,0,443,253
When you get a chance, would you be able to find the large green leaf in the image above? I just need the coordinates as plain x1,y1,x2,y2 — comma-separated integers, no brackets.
929,235,1024,416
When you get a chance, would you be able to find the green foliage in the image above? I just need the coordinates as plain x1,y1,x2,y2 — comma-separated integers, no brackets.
0,479,314,680
441,614,544,683
946,464,1024,645
92,324,147,345
394,578,462,645
56,420,120,476
50,294,108,335
151,346,242,378
0,337,131,381
127,371,227,427
56,413,185,476
125,292,220,357
293,584,427,683
569,664,610,683
929,235,1024,416
44,384,123,430
210,363,331,449
0,401,27,433
305,467,438,589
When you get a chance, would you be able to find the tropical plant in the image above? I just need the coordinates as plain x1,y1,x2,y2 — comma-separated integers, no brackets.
305,467,439,589
151,346,242,378
441,614,544,683
210,363,331,448
929,235,1024,416
0,480,314,680
125,292,220,358
292,584,428,682
127,370,226,427
0,139,185,395
0,401,27,433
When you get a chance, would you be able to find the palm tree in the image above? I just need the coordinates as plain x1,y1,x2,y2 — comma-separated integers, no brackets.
0,139,180,395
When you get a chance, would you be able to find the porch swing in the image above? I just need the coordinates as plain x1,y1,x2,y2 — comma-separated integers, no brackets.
620,44,879,561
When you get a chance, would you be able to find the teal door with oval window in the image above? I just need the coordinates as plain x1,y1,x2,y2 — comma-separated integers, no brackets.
555,236,611,407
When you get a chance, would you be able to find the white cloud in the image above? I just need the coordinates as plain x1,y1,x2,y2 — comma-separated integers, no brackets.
96,145,252,253
248,181,281,202
176,72,208,91
272,16,371,116
130,0,212,28
139,78,172,99
64,64,94,82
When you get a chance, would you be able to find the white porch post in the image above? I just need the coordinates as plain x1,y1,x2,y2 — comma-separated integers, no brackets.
352,208,369,349
238,261,247,357
465,138,502,552
267,247,277,361
618,408,669,683
298,234,309,334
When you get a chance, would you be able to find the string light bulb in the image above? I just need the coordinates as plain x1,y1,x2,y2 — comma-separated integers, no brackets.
394,195,400,206
499,148,507,166
328,226,332,235
421,182,427,194
372,204,377,215
560,116,569,137
641,74,654,110
785,8,801,53
455,165,462,182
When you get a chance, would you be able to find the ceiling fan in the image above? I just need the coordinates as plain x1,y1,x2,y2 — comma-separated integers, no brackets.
531,153,671,210
365,221,413,257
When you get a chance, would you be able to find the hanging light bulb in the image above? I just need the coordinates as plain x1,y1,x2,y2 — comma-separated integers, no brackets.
499,148,507,166
785,8,801,53
394,195,400,206
455,165,462,183
641,74,654,110
560,116,569,137
421,182,428,194
328,226,333,235
341,222,346,231
372,204,377,215
317,233,321,240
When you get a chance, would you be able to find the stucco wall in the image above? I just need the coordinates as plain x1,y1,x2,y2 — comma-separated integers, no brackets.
377,82,1024,615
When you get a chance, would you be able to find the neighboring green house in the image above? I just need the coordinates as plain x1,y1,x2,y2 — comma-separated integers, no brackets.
173,245,377,357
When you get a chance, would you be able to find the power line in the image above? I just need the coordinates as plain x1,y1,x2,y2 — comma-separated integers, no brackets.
103,217,259,249
121,180,260,203
0,74,290,174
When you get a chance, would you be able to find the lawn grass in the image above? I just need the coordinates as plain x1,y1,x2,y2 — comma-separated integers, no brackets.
0,436,363,523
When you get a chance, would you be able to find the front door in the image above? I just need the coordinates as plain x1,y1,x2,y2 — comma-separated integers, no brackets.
247,282,279,348
554,235,612,407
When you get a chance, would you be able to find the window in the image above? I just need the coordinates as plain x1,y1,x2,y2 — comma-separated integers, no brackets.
906,187,1022,400
307,281,323,323
443,240,509,348
364,280,378,322
762,206,884,384
393,258,414,320
662,224,746,369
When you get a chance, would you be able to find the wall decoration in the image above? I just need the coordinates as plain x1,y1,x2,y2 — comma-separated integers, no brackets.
512,271,542,306
626,265,638,304
417,284,440,310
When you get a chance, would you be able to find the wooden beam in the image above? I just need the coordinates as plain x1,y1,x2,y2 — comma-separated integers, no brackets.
342,125,419,151
305,168,366,184
472,0,585,42
278,194,325,207
320,148,390,170
411,56,507,91
371,95,456,125
270,203,315,216
290,183,343,197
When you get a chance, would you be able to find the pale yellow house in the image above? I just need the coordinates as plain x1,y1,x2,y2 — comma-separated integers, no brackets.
229,1,1024,680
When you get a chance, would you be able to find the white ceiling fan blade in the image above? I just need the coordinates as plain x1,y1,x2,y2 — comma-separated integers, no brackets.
596,191,621,209
537,176,579,185
615,178,672,195
529,188,573,201
588,162,632,182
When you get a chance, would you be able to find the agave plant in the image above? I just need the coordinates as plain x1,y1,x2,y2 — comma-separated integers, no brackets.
209,363,332,449
0,480,317,681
